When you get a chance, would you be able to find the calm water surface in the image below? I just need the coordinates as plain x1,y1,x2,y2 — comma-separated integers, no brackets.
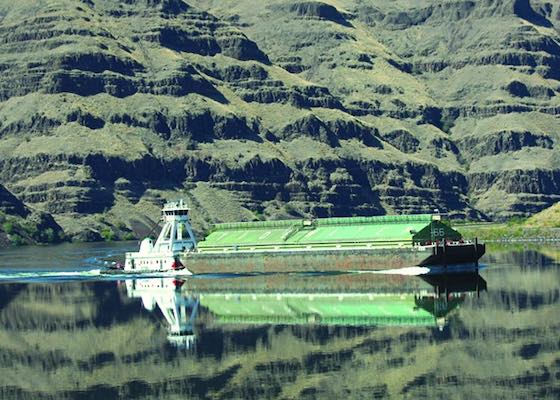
0,242,558,399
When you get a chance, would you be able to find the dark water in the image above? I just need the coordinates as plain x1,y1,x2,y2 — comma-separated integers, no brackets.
0,243,559,399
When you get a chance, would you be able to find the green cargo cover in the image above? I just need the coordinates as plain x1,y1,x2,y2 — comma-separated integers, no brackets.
197,214,461,253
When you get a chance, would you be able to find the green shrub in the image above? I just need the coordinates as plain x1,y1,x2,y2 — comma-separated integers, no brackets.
23,222,38,237
2,221,14,234
101,228,116,241
40,228,57,243
283,203,300,216
506,217,527,226
21,222,61,243
10,234,26,246
253,210,266,221
123,232,136,240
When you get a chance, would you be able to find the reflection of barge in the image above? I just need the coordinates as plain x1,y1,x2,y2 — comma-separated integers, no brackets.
124,201,484,274
125,271,486,343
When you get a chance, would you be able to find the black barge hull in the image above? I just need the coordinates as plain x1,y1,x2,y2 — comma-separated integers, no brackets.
181,242,485,274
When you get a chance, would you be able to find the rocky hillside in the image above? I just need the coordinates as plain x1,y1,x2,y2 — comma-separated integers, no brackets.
0,184,63,246
0,0,559,241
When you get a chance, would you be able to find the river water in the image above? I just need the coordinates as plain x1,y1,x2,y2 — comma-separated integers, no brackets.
0,242,558,399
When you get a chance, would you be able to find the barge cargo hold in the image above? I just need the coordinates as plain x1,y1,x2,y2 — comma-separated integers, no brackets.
124,201,485,274
189,214,484,273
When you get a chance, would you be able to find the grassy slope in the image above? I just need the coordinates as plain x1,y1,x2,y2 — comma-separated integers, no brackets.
193,0,560,219
526,202,560,228
456,201,560,241
0,0,471,240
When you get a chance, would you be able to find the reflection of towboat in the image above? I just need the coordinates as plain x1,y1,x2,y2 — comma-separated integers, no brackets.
125,277,199,348
125,271,486,342
124,201,485,274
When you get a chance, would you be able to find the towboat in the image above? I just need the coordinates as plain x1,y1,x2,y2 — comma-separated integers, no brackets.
123,200,196,274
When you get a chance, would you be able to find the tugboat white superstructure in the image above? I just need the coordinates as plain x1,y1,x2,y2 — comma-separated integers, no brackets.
124,200,197,273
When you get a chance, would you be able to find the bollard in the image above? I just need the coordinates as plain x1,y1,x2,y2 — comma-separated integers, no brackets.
475,237,479,271
443,239,447,269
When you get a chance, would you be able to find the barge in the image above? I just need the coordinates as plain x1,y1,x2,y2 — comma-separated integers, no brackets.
124,201,485,274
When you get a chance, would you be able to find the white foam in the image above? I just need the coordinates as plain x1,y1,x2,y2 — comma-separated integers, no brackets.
354,266,430,276
0,269,102,281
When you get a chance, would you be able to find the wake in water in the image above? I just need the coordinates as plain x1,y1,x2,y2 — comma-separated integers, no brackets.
0,268,200,283
0,265,487,283
354,266,430,275
353,264,486,276
0,269,103,282
0,242,130,282
0,266,433,283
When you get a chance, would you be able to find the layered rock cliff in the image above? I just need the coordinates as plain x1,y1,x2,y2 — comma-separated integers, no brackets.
0,0,559,240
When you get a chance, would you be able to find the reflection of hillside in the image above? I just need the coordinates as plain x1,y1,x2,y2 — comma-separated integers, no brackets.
483,244,558,268
532,246,560,265
0,263,558,399
406,265,560,399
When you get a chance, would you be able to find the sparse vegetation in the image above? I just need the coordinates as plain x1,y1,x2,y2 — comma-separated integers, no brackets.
525,202,560,228
9,233,26,246
123,232,136,241
100,228,116,242
456,218,560,242
115,221,127,231
2,221,14,234
0,215,64,246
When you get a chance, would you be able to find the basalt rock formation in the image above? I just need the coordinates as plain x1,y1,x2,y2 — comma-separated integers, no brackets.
0,0,559,240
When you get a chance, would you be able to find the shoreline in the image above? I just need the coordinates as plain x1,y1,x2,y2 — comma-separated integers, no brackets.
453,223,560,244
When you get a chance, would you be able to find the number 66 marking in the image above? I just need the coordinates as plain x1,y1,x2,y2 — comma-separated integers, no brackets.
434,228,445,237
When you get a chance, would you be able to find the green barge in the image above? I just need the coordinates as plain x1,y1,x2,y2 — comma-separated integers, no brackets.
124,201,485,274
186,213,484,274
